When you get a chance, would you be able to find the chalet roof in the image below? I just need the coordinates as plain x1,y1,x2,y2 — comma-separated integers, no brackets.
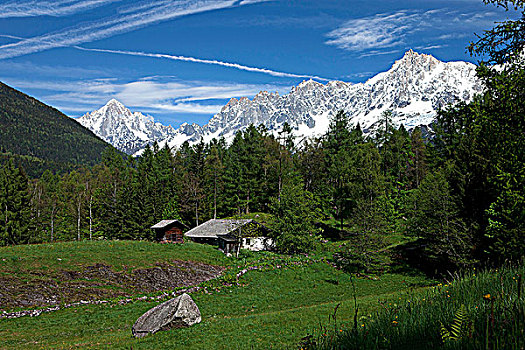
184,219,261,238
151,220,186,229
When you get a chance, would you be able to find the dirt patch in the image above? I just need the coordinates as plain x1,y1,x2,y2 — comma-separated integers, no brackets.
0,260,224,310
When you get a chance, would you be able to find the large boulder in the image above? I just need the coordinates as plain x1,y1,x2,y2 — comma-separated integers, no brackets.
132,293,201,338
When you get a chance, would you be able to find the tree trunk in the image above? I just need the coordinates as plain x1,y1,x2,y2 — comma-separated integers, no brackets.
213,173,217,220
89,195,93,240
77,196,82,241
195,200,199,226
246,191,250,215
50,204,55,242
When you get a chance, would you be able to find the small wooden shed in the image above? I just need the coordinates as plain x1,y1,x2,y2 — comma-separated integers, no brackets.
151,220,187,243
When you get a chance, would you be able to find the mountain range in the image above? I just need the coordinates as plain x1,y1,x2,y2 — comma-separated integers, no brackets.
77,50,483,155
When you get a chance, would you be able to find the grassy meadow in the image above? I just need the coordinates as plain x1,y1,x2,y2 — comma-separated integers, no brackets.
0,240,432,349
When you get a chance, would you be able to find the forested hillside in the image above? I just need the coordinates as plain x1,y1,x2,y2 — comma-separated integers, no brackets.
0,82,113,177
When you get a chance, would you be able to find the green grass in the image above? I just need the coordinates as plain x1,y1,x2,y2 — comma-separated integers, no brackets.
312,263,525,350
0,241,433,349
0,241,229,311
0,240,228,274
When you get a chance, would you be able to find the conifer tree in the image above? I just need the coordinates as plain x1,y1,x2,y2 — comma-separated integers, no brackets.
204,145,225,219
271,176,320,253
0,159,31,245
323,110,354,230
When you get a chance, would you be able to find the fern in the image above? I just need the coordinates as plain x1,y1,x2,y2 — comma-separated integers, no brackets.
440,304,470,342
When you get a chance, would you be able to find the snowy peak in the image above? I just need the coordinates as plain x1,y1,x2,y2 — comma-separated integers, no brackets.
78,50,483,155
165,50,482,146
77,99,177,155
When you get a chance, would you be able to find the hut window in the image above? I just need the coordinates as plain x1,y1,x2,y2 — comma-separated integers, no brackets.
245,238,251,245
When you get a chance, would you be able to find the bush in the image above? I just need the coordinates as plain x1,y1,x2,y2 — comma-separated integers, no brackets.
333,234,391,274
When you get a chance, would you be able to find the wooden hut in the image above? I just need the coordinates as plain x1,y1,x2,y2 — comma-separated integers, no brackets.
184,219,273,254
151,220,187,243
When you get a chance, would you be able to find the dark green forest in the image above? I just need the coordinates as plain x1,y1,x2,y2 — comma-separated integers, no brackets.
0,0,523,272
0,81,113,177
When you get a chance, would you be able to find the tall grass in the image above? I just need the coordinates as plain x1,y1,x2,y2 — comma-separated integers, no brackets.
310,262,525,350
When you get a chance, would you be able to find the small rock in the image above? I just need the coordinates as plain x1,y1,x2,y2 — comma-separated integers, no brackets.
132,293,201,338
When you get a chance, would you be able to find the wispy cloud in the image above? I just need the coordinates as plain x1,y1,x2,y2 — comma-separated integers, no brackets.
358,49,400,58
326,10,435,51
0,0,122,18
4,76,290,118
0,60,109,78
75,46,330,81
238,0,272,5
0,0,269,59
325,9,499,54
414,44,447,51
0,34,25,40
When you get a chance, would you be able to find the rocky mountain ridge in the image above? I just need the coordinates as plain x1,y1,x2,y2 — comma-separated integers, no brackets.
78,50,483,155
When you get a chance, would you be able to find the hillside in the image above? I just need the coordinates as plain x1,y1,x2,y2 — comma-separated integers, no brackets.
0,82,113,177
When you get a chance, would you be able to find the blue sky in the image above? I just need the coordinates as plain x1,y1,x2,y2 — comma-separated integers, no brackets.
0,0,513,126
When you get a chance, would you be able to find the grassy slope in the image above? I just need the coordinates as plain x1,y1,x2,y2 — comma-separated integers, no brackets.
0,241,431,349
0,240,228,274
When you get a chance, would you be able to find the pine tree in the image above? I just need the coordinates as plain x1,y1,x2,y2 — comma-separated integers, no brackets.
0,159,31,245
204,145,225,219
433,0,525,261
323,110,354,230
407,167,474,268
271,176,320,254
407,127,427,189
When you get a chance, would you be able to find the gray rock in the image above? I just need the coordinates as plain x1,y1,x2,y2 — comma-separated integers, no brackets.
132,293,201,338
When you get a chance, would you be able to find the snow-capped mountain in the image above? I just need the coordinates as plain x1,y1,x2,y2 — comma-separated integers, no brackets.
77,99,178,154
79,50,483,155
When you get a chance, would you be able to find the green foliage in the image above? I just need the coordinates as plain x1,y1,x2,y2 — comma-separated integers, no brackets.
485,184,525,260
406,167,474,268
440,304,472,342
333,234,391,274
433,0,525,262
271,177,321,253
0,159,31,246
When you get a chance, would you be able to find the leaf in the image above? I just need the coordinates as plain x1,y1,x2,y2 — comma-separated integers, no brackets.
440,322,451,341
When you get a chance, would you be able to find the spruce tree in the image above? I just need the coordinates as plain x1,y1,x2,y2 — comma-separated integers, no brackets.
0,159,31,246
271,176,320,254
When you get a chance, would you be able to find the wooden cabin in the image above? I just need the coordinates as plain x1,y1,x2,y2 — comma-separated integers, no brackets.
151,220,187,243
184,219,273,254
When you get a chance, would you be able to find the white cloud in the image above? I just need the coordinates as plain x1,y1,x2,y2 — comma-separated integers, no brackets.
0,60,109,78
0,0,268,59
237,0,272,5
325,8,499,54
358,49,400,58
147,102,224,115
326,11,424,51
0,0,122,18
4,76,290,117
414,44,447,50
74,46,330,81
